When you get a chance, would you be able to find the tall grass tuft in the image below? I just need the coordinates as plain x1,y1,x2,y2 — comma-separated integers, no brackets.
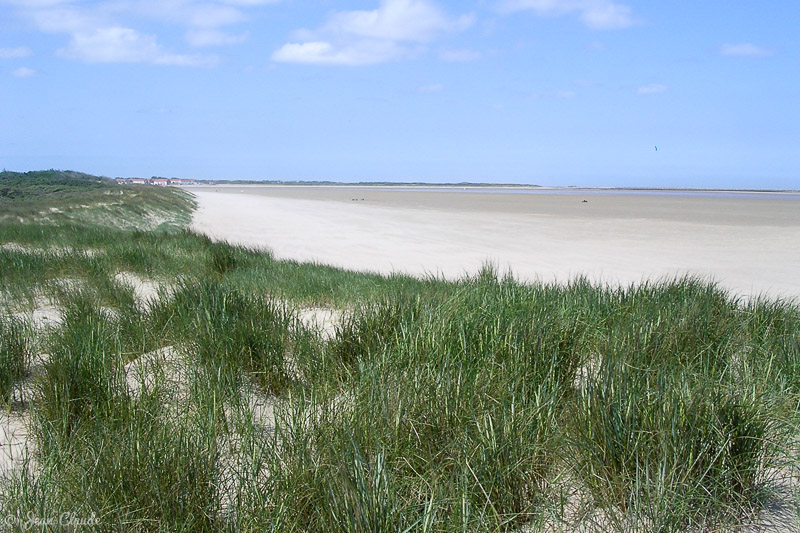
34,291,125,449
742,297,800,400
13,374,221,531
15,289,222,531
570,279,778,529
264,270,589,530
0,315,30,404
55,394,221,530
326,294,423,383
321,443,411,532
151,279,302,395
207,241,257,277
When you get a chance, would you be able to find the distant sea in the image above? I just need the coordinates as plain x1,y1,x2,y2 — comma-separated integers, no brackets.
357,187,800,200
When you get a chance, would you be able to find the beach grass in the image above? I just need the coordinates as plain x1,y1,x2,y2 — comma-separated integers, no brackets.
1,171,799,531
0,316,30,405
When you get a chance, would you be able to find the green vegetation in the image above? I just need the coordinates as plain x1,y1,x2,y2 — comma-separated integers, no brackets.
0,316,30,404
0,171,799,531
0,169,110,202
0,169,195,230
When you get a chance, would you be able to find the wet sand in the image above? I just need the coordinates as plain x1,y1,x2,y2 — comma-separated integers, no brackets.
188,185,800,300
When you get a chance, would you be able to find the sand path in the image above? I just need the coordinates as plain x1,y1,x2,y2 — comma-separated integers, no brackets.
188,186,800,301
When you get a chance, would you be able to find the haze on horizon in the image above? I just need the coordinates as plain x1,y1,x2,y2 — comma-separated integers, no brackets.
1,0,798,190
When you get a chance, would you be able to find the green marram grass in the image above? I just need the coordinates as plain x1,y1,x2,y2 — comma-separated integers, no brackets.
0,315,30,404
0,170,799,532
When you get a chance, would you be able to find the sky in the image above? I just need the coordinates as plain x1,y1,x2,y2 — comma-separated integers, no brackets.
0,0,798,188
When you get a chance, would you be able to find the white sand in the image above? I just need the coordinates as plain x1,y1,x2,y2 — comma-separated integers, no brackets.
114,272,164,309
0,410,30,476
189,186,800,301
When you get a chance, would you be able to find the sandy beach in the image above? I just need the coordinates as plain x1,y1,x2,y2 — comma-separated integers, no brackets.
188,185,800,301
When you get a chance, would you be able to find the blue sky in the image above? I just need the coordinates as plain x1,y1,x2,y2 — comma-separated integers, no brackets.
1,0,797,188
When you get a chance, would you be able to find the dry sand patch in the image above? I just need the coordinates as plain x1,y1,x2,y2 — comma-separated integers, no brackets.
189,187,800,301
124,346,192,408
12,304,62,328
0,353,48,477
0,410,30,476
114,272,164,309
296,307,343,339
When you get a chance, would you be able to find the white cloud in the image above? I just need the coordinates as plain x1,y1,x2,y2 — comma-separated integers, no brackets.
272,40,406,66
720,43,774,57
418,82,443,93
500,0,580,15
324,0,473,42
500,0,636,29
0,46,33,58
439,48,482,61
184,4,245,28
11,66,37,77
2,0,276,66
637,83,667,95
273,0,473,66
58,26,159,63
579,2,633,29
105,1,247,30
186,29,247,47
29,5,103,33
0,0,71,5
155,52,219,67
218,0,281,5
58,26,217,66
0,0,70,6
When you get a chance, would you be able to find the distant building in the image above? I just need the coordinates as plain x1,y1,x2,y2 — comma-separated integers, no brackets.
115,177,196,186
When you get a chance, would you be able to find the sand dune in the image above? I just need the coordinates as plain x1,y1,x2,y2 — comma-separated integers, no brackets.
189,186,800,301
